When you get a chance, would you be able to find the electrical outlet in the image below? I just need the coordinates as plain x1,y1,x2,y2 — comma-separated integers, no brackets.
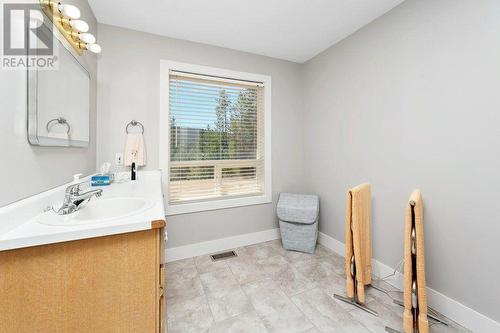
115,153,124,166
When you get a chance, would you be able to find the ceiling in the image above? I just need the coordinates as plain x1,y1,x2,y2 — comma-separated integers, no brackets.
88,0,404,63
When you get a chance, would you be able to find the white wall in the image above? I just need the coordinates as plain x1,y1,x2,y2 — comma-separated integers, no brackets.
303,0,500,323
96,24,305,248
0,0,97,207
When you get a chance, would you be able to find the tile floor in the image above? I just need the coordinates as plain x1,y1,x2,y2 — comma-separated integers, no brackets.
166,240,470,333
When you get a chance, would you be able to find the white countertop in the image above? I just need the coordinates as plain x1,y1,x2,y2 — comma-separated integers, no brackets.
0,170,166,251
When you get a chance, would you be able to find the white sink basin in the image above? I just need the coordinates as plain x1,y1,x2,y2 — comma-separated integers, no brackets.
38,197,154,226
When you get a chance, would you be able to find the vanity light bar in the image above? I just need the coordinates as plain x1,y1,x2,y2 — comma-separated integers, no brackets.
39,0,101,55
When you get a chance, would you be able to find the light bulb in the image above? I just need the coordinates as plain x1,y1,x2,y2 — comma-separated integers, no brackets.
78,32,95,44
58,4,81,19
69,19,88,33
86,43,101,54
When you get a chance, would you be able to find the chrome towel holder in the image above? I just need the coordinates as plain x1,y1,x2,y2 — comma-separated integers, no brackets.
46,117,71,134
126,120,144,134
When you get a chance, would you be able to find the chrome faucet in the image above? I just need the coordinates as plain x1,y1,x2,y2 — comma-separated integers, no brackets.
56,182,102,215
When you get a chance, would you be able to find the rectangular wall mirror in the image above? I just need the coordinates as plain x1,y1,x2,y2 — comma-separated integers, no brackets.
27,12,90,148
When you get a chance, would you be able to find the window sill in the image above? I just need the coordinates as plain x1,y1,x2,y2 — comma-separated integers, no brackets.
165,193,272,216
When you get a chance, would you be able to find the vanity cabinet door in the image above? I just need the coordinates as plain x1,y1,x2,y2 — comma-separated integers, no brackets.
0,229,162,333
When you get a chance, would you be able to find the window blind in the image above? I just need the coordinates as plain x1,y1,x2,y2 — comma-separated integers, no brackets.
169,71,265,204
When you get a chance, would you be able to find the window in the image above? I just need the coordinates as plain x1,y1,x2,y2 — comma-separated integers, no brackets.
160,61,271,215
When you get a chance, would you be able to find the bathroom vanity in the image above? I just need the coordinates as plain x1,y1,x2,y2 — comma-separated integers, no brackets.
0,171,167,333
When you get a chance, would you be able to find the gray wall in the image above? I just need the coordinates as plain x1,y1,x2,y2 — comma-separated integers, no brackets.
1,0,496,324
303,0,500,322
96,24,305,248
0,0,97,207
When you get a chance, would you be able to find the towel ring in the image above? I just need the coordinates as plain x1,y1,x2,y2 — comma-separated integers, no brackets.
126,120,144,134
46,117,70,134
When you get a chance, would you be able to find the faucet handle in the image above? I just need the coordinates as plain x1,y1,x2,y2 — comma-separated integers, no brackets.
66,182,82,195
66,173,85,195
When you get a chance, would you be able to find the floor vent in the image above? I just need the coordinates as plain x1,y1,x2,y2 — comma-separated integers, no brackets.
210,250,237,261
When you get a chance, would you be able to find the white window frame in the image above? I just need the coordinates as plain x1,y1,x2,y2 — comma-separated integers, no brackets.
159,60,272,215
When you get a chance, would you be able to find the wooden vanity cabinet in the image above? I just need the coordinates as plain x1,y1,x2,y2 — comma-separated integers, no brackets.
0,221,166,333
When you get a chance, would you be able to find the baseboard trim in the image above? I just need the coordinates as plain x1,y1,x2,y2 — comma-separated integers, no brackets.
318,231,345,257
166,228,281,263
317,232,500,333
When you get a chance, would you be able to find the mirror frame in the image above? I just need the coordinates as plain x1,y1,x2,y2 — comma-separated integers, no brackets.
27,10,91,148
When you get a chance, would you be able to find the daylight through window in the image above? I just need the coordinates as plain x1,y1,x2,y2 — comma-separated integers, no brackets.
168,71,265,204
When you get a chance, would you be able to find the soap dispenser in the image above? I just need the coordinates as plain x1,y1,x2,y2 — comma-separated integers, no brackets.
72,173,83,184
